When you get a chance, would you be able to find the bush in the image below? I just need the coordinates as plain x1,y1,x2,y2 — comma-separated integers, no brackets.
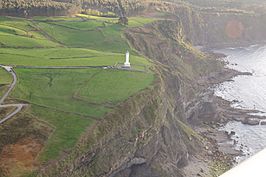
81,9,117,17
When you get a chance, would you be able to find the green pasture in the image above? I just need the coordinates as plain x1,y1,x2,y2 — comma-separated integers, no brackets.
0,48,150,67
31,105,94,161
11,68,153,160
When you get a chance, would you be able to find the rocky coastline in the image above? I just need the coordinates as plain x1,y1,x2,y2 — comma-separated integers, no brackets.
191,48,266,176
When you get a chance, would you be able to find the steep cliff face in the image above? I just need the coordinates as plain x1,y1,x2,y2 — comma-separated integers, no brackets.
167,5,266,47
192,12,266,47
139,1,266,47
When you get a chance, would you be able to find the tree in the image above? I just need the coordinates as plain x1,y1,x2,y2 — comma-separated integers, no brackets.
118,16,128,25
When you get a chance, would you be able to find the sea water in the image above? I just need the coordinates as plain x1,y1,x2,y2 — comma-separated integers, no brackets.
213,45,266,162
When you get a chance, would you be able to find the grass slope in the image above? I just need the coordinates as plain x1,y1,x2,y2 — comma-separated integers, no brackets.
12,69,110,117
11,68,153,160
0,48,150,67
0,18,59,48
36,21,129,52
31,106,94,161
78,70,154,104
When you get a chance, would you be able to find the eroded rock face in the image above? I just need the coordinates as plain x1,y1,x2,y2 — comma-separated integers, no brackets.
195,13,266,47
0,137,43,176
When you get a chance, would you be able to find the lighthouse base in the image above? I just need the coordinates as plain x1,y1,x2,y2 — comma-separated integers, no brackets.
123,62,131,68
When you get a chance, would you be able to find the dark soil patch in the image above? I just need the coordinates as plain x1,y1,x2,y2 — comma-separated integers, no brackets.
0,109,52,176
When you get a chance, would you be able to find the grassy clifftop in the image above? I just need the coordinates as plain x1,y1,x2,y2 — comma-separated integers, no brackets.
0,15,155,177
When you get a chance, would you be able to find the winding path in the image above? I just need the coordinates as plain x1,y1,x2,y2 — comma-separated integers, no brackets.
0,65,26,124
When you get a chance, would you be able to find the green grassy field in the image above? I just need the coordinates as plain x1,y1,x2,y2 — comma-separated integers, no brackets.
35,21,129,52
77,69,154,104
0,14,155,168
77,14,156,27
0,18,59,48
0,48,150,67
31,105,94,161
12,68,153,116
11,68,153,160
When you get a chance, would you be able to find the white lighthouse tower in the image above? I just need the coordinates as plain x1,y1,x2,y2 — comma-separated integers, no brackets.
124,50,131,68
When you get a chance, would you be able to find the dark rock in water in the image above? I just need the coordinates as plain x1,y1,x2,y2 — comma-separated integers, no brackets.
226,79,234,82
242,118,259,125
225,130,236,138
260,120,266,125
229,131,236,136
240,72,253,76
232,99,239,103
